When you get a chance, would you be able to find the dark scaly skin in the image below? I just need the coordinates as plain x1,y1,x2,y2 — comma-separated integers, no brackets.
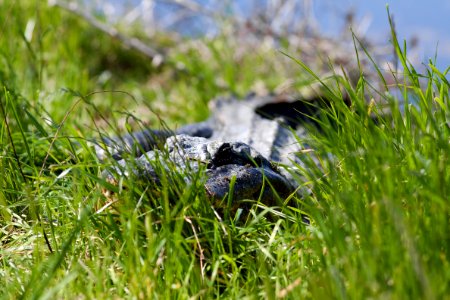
95,120,213,160
97,94,320,204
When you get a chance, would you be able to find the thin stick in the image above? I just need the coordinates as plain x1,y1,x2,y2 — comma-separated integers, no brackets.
185,217,205,280
49,0,164,65
1,91,54,253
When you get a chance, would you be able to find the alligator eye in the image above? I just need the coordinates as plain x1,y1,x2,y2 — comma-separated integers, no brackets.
255,99,320,128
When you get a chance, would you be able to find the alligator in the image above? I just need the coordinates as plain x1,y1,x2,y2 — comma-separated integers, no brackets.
95,93,322,206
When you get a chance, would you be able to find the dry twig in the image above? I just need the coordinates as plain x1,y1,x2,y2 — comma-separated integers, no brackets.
48,0,165,66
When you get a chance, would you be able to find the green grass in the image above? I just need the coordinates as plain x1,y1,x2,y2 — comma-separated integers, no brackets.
1,1,449,299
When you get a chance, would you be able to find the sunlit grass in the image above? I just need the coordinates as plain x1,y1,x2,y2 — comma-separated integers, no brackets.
1,2,449,299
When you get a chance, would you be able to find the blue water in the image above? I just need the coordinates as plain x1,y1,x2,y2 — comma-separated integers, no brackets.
334,0,450,71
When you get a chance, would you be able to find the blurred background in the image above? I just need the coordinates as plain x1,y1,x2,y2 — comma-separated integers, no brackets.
342,0,450,71
79,0,450,70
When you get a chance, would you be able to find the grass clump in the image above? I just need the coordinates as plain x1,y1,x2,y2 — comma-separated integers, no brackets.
1,1,449,299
